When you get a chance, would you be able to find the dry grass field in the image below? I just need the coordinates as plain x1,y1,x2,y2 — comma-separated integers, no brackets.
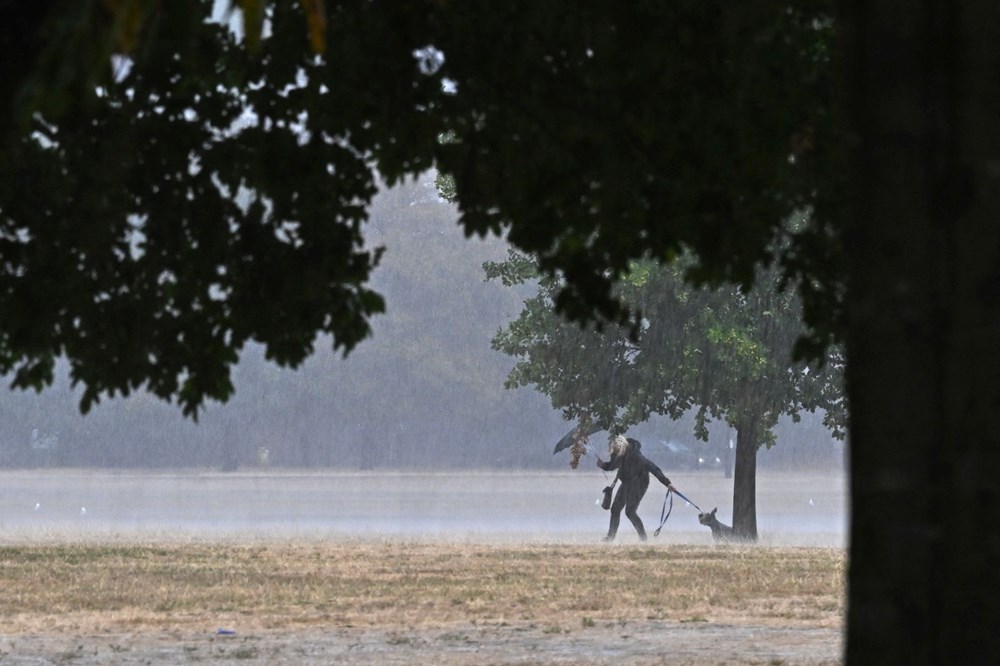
0,541,845,665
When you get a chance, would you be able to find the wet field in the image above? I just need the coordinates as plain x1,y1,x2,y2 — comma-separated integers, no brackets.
0,468,846,664
0,468,845,546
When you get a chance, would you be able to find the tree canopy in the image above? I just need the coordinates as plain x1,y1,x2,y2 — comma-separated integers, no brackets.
0,0,841,415
0,2,442,415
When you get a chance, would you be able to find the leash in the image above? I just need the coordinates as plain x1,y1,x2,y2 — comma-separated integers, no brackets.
671,487,702,512
653,487,703,537
653,491,673,537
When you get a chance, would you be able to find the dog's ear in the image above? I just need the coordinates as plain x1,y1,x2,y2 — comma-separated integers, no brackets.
711,507,717,516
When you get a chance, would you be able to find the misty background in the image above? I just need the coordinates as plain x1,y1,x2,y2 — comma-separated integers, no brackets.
0,178,843,473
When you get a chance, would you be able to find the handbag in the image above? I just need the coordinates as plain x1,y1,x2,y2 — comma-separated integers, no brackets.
600,473,618,510
601,485,614,510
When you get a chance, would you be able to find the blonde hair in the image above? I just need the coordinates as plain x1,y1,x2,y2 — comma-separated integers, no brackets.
610,435,629,457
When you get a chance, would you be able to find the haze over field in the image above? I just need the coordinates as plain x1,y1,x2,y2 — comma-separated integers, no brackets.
0,180,844,475
0,469,845,547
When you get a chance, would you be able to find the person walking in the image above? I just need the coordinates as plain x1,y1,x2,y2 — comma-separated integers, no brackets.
597,435,675,541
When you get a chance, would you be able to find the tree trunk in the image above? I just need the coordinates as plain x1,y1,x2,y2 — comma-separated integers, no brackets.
732,418,759,541
841,1,1000,662
724,436,734,479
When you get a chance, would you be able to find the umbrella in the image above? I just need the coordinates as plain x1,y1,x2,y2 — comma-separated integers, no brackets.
552,417,611,454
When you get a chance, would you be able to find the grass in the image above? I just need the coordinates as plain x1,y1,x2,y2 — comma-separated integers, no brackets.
0,542,844,635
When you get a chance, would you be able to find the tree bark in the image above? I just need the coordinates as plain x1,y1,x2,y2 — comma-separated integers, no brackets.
732,418,759,541
841,1,1000,662
724,435,734,479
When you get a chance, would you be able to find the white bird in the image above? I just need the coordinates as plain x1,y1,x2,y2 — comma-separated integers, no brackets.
34,502,40,511
808,498,815,506
80,507,87,516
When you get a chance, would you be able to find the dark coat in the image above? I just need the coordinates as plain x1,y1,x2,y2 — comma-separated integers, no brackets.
598,438,672,488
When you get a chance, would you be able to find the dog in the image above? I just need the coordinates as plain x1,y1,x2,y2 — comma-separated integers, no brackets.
698,507,736,542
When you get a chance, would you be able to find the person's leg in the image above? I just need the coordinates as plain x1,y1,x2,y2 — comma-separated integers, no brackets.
605,486,627,541
624,477,650,540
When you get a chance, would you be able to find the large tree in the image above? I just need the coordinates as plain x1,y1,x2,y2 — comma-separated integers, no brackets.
837,2,1000,662
489,250,844,540
4,1,999,661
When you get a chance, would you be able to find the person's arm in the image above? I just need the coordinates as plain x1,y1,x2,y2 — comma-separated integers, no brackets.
596,453,621,471
647,461,672,488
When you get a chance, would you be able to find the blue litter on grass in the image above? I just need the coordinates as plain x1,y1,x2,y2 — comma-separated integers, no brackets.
216,628,237,635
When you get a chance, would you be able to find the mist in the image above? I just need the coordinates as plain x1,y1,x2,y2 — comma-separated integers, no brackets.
0,177,844,472
0,468,844,547
0,177,845,545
